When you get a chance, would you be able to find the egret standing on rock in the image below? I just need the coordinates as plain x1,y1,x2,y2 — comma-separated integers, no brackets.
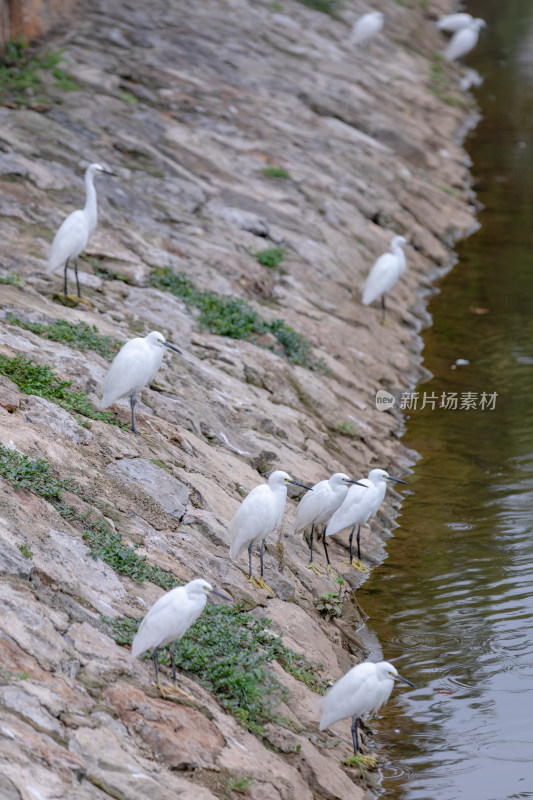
436,13,486,34
444,18,485,62
350,11,384,45
102,331,182,433
131,578,230,696
229,470,312,593
47,163,115,299
292,473,366,571
325,469,407,571
319,660,415,767
362,235,407,323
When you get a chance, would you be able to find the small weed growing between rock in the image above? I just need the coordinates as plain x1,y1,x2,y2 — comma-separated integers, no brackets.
149,267,323,369
335,420,360,438
18,544,33,559
260,166,290,179
0,272,21,285
0,38,78,108
315,575,346,619
226,774,253,794
6,315,118,360
253,247,286,269
294,0,342,15
0,354,126,427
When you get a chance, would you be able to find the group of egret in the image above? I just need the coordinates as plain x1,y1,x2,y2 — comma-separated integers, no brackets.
228,467,406,591
436,12,486,63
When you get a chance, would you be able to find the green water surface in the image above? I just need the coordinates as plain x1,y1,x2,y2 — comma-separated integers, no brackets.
357,3,533,798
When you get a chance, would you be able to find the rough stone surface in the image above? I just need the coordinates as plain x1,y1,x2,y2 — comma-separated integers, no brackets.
0,0,475,797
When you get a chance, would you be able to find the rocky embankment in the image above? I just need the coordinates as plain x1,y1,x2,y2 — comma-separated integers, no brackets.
0,0,476,798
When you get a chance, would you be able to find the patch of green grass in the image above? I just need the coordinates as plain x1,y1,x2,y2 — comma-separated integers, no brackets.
149,267,323,370
118,90,139,104
6,315,118,360
294,0,341,14
227,774,253,794
0,38,78,108
0,443,176,589
0,353,127,428
0,272,21,285
253,247,286,269
105,604,326,735
18,544,33,559
260,166,290,179
335,420,359,438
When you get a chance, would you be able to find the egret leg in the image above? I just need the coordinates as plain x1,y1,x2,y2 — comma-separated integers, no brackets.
352,714,360,753
74,257,81,299
381,294,387,325
306,524,322,573
130,392,138,433
344,524,369,572
323,530,331,566
63,258,70,296
152,646,160,686
250,539,274,594
248,542,253,579
171,642,177,684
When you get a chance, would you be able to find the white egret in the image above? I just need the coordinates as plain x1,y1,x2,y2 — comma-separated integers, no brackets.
292,473,366,571
229,470,312,593
319,660,415,765
350,11,384,45
102,330,182,433
325,469,407,571
436,13,486,34
444,18,485,62
47,163,115,299
362,235,407,322
131,578,230,695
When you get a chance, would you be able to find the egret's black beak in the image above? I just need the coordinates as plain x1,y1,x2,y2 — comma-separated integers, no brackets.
288,479,314,491
347,480,367,487
395,673,416,687
387,476,407,485
209,588,232,602
163,341,182,355
102,169,117,176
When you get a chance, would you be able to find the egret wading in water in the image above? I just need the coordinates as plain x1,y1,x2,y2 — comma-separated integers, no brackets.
229,470,312,594
47,163,115,299
325,469,407,571
350,11,384,45
131,578,231,697
444,17,485,62
362,235,407,323
436,13,486,34
319,660,415,768
102,331,182,433
292,473,366,572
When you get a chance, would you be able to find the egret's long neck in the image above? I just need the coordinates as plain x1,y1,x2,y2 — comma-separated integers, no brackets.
83,169,98,234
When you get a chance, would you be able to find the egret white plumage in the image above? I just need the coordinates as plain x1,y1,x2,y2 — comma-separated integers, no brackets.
350,11,384,45
362,235,407,322
47,163,115,298
102,330,182,433
444,18,485,62
229,470,312,593
319,660,415,765
131,578,230,695
292,473,366,571
325,468,407,571
436,13,486,34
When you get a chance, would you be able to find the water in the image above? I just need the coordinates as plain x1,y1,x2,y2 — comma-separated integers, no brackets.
356,3,533,798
